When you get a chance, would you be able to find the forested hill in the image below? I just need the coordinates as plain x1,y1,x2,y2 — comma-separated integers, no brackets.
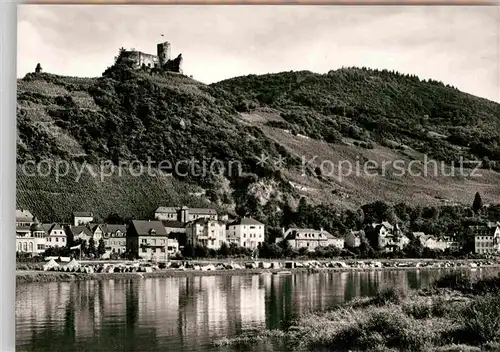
213,68,500,167
16,64,500,223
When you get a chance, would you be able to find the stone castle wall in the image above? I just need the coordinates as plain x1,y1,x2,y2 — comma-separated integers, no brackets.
121,41,182,73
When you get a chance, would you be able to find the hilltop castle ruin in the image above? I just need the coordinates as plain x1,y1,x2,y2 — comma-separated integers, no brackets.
119,41,183,73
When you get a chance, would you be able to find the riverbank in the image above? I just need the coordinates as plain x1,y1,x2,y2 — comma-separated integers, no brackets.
214,272,500,352
16,264,500,284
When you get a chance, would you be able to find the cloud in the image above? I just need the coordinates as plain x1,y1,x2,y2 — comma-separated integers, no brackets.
17,5,499,102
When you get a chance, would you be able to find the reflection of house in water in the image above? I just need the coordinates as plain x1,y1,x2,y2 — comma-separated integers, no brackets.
16,282,72,339
100,280,127,319
72,281,104,340
178,276,231,346
137,278,181,338
239,276,266,329
291,272,348,312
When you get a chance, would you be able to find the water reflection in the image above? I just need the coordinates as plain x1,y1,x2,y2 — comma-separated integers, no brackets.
16,269,497,352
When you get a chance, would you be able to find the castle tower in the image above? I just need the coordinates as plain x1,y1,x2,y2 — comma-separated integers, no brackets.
157,41,171,68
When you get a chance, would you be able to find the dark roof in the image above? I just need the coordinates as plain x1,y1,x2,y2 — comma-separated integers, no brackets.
187,208,217,215
131,220,168,236
469,225,498,236
155,207,179,213
42,223,64,234
69,225,92,237
73,212,93,217
228,217,264,226
88,223,103,232
161,220,185,228
284,228,335,240
102,224,127,234
30,223,45,232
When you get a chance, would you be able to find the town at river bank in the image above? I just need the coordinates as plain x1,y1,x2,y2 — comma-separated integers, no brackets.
16,258,500,283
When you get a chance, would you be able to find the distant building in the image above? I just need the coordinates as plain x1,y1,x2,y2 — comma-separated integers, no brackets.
67,225,93,243
180,206,218,223
154,207,179,221
227,217,265,249
43,223,67,248
73,212,94,226
16,222,46,256
282,228,344,251
154,206,218,223
127,220,169,261
16,209,35,237
88,224,104,242
167,238,180,256
345,230,363,248
119,41,183,73
414,232,449,251
101,224,127,256
186,218,226,250
371,222,408,252
468,224,500,254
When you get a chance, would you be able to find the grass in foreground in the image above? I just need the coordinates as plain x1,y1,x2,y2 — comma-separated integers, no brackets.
214,272,500,352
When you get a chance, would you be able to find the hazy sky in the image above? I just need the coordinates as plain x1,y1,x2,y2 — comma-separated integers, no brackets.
18,5,499,102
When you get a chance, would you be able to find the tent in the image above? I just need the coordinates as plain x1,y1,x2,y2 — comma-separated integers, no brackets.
43,259,59,271
65,258,80,272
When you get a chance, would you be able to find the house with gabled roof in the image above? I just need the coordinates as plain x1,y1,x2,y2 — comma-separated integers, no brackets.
186,218,226,250
73,212,94,226
281,228,344,251
154,207,179,221
16,209,36,236
101,224,127,256
227,217,265,249
371,222,408,252
180,206,218,223
468,224,500,254
43,223,67,248
67,225,93,243
127,220,169,261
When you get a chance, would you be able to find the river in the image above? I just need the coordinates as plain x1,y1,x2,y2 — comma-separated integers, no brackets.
15,269,496,352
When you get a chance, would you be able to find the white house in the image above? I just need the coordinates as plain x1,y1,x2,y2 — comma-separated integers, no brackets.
154,207,179,221
227,217,265,249
43,223,67,248
16,223,47,256
282,228,344,251
180,206,218,223
73,212,94,226
186,218,226,250
470,225,500,254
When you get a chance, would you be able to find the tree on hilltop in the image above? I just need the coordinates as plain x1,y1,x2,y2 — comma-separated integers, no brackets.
472,192,483,213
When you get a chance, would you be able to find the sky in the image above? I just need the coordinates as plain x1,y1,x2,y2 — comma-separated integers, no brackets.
18,5,500,102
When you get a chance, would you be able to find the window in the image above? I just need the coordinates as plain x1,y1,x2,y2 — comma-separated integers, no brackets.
37,244,44,250
142,239,147,244
23,242,27,251
62,238,65,242
142,248,147,253
29,242,33,251
56,237,59,242
17,243,22,251
161,248,165,252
